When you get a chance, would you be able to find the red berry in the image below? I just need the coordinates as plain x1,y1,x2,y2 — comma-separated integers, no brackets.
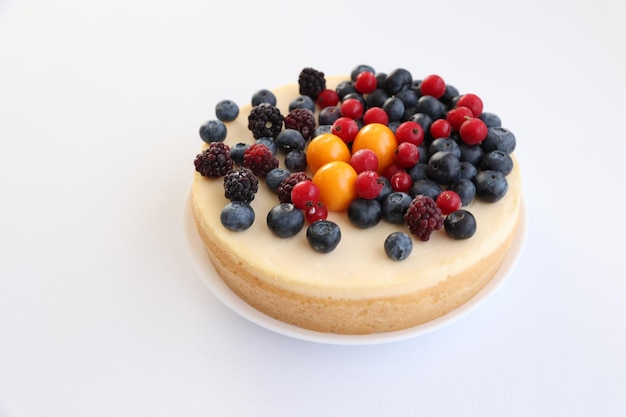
436,190,462,215
355,170,384,199
420,74,446,98
459,117,488,145
430,118,452,139
316,89,339,109
331,117,359,144
390,171,413,193
382,163,404,180
354,71,377,94
395,121,424,146
350,148,379,173
457,93,483,117
395,142,420,168
305,201,328,223
291,180,320,210
363,107,389,125
340,98,364,119
446,106,474,131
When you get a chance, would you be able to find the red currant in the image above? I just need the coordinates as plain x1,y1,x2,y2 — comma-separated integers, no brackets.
331,117,359,144
459,117,488,145
420,74,446,98
390,171,413,193
436,190,462,215
382,162,404,180
340,98,364,119
305,201,328,223
316,89,339,109
354,71,377,94
355,170,384,199
395,142,420,168
363,107,389,125
394,121,424,146
446,106,474,131
291,180,320,210
457,93,483,117
350,148,379,173
430,118,451,139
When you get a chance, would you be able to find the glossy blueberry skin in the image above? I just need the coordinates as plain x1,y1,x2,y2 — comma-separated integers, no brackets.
375,176,393,205
314,125,332,137
220,201,255,231
275,129,306,154
428,138,461,158
318,106,341,126
479,112,502,128
350,64,376,81
384,232,413,261
458,142,484,166
284,149,307,172
266,203,305,238
381,192,412,224
427,151,461,185
384,68,413,94
255,137,277,155
415,95,447,120
335,80,356,100
395,88,419,108
440,84,459,106
265,168,290,192
480,150,513,175
458,161,478,181
406,162,429,182
409,113,433,140
199,119,227,143
444,209,477,239
348,198,382,229
306,220,341,253
481,127,516,154
251,89,277,106
409,178,442,200
365,88,390,108
448,178,476,206
382,96,405,123
475,170,508,202
289,95,316,113
230,142,249,166
215,99,239,122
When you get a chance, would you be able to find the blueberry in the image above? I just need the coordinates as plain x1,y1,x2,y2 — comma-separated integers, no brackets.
415,95,447,120
418,144,429,164
479,112,502,128
406,162,428,181
220,201,255,231
342,92,366,109
365,88,390,109
265,168,290,192
480,150,513,175
350,64,376,81
384,68,413,94
458,161,478,181
314,125,332,137
482,127,516,154
284,149,307,172
375,72,387,88
251,89,276,106
444,209,477,239
409,178,441,200
199,120,227,143
375,176,393,204
428,138,461,158
382,96,405,123
289,95,316,112
255,137,277,155
266,203,305,238
427,151,461,185
275,129,306,154
348,198,382,228
381,192,412,224
318,106,341,126
458,142,484,166
448,178,476,206
387,121,401,133
395,88,419,108
228,143,248,166
409,113,433,139
475,170,508,202
440,84,459,106
215,100,239,122
335,81,356,100
384,232,413,261
306,220,341,253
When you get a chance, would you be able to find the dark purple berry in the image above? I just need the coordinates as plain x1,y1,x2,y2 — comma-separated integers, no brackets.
306,220,341,253
444,210,477,239
404,195,444,241
384,232,413,261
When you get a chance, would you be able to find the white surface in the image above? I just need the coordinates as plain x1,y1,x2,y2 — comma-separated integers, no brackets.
1,0,625,416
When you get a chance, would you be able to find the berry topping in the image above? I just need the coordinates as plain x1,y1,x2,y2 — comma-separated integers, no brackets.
215,100,239,122
404,195,444,241
315,89,339,109
475,170,508,202
306,220,342,253
265,167,291,192
290,180,320,210
390,171,413,193
457,93,483,117
348,198,382,229
194,142,233,178
446,106,474,131
459,117,488,145
363,107,389,126
275,129,306,154
298,67,326,99
251,89,277,106
242,143,279,177
444,209,477,239
419,74,446,98
435,190,462,215
304,201,328,223
312,160,358,212
289,95,316,112
395,142,420,168
340,97,365,120
223,167,259,203
394,121,424,147
266,203,305,238
247,103,284,139
284,108,317,140
284,149,307,172
199,120,227,143
354,71,377,94
220,201,255,232
331,117,359,144
384,232,413,261
350,148,379,173
277,171,310,204
230,142,250,166
381,191,413,224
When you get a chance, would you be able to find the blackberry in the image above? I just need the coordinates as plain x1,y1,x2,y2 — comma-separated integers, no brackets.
247,103,284,139
404,195,444,242
298,67,326,99
284,108,316,140
276,171,310,203
223,167,259,203
242,143,279,177
193,142,233,178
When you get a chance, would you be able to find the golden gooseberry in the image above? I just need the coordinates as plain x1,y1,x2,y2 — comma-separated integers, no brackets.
312,160,358,212
306,133,351,174
351,123,398,174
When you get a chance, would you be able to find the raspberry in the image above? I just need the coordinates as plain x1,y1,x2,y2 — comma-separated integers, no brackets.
276,171,310,203
194,142,233,178
284,108,316,140
242,143,279,177
298,67,326,99
223,167,259,203
247,103,284,139
404,195,444,241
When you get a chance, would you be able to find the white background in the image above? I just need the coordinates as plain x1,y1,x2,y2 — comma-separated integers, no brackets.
1,0,625,416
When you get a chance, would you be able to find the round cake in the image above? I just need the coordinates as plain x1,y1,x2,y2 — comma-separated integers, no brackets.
191,67,522,335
